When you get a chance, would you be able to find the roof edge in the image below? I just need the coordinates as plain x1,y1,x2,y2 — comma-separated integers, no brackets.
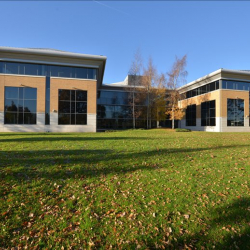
0,46,107,61
178,69,222,91
178,69,250,92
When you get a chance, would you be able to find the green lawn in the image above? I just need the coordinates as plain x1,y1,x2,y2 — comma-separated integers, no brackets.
1,129,250,249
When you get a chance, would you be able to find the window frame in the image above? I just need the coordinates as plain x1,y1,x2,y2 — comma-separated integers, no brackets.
227,98,244,127
186,104,196,126
201,100,216,126
4,86,37,125
58,89,88,125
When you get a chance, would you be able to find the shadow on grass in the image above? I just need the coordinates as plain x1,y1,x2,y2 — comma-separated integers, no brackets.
0,144,248,182
0,136,150,143
179,197,250,249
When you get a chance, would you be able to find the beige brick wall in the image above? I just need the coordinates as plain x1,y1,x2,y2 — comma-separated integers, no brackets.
179,89,249,122
0,75,46,112
50,78,97,114
220,90,249,117
179,90,220,119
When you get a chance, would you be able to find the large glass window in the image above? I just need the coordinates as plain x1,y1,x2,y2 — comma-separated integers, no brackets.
186,104,196,126
58,89,87,125
227,99,244,126
0,61,97,80
97,90,153,130
97,90,130,105
201,100,216,126
222,80,250,91
4,87,37,124
185,81,219,99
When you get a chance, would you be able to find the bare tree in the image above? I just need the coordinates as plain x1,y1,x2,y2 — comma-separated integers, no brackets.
129,53,168,129
167,55,187,129
142,57,158,129
128,49,143,129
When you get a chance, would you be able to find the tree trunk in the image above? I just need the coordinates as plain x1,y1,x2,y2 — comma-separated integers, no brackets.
147,88,149,129
172,106,175,129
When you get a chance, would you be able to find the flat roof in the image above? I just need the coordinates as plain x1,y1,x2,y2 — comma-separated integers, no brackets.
0,46,107,61
178,68,250,93
0,46,107,87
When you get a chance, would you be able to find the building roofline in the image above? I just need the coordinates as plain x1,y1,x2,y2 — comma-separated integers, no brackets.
0,46,107,61
0,46,107,87
178,68,250,92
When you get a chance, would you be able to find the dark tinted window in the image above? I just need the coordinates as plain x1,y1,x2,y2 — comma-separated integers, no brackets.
59,90,70,101
4,87,37,125
58,89,87,125
5,62,18,74
25,63,39,76
75,67,88,79
0,61,97,80
183,81,219,100
186,104,196,126
227,99,244,126
0,62,3,73
201,100,216,126
76,90,87,101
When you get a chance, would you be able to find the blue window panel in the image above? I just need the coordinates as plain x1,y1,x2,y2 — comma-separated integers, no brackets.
5,87,18,99
24,100,37,113
24,88,37,100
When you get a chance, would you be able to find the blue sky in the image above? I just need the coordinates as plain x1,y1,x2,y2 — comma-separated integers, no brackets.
1,1,250,85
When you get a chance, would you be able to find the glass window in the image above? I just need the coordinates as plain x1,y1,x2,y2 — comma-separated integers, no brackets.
58,66,73,78
0,61,3,73
59,90,70,101
222,80,250,91
58,114,70,125
88,69,97,79
201,100,216,126
97,90,130,105
76,114,87,125
24,100,36,113
4,87,37,125
24,88,37,100
215,81,219,90
58,89,87,125
5,87,18,99
5,62,18,74
24,63,39,76
97,90,149,130
1,61,98,80
5,99,18,112
50,65,60,77
183,81,220,99
201,85,207,94
75,67,88,79
186,104,196,126
24,113,36,124
76,102,87,113
76,90,87,101
227,99,244,126
59,101,70,113
210,82,215,91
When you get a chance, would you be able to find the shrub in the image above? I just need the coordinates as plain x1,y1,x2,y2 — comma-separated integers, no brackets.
175,128,191,132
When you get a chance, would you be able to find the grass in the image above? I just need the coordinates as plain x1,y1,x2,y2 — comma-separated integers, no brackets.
1,129,250,249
